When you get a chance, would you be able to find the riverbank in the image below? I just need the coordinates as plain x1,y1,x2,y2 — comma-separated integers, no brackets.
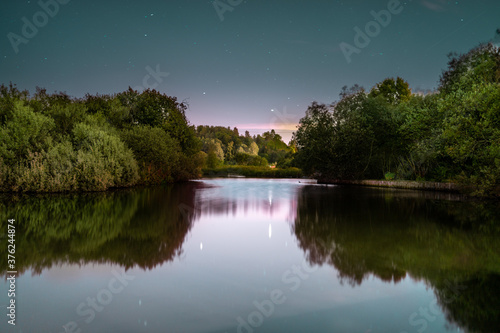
202,166,302,178
318,179,463,193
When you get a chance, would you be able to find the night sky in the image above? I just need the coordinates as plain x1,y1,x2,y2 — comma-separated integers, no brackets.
1,0,499,142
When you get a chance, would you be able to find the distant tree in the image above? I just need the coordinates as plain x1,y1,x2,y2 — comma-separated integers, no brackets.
248,142,259,155
237,144,248,154
225,141,234,161
206,150,222,168
201,138,225,162
368,77,411,105
243,130,252,146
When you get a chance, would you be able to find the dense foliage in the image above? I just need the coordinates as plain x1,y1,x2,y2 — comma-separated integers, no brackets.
293,43,500,195
195,125,296,169
293,185,500,331
0,86,203,192
203,165,302,178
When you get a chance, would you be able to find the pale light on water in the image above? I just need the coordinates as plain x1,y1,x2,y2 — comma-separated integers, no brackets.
0,179,499,332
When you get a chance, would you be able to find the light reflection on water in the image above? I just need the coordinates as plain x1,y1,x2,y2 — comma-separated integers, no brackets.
0,178,499,333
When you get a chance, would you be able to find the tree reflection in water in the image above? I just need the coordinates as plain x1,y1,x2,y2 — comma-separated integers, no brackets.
0,182,205,276
293,185,500,333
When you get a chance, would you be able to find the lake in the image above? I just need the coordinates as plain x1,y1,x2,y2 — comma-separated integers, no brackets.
1,178,499,333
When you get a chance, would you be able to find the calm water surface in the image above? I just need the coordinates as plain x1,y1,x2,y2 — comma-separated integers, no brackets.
1,178,499,333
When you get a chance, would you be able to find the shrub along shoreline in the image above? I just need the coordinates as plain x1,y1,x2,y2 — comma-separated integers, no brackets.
0,85,302,193
292,43,500,197
317,179,462,192
3,43,499,196
0,86,204,192
202,166,302,178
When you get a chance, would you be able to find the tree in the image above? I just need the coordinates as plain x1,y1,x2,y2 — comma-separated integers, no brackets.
248,142,259,155
439,81,500,193
225,141,234,161
120,125,181,184
294,86,402,180
206,150,222,168
0,86,204,192
0,101,55,164
201,138,224,162
439,43,500,95
293,102,335,176
368,77,411,105
396,94,443,180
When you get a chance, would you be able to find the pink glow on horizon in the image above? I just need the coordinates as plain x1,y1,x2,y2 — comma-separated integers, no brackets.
234,122,298,131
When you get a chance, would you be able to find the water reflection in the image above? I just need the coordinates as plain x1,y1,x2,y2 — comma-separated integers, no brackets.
293,185,500,332
190,178,303,223
0,180,499,332
0,182,203,275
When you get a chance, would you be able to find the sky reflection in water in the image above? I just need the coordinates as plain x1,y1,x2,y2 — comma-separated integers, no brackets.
0,179,499,332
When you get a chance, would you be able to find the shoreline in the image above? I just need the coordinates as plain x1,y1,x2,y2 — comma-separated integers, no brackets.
317,179,462,193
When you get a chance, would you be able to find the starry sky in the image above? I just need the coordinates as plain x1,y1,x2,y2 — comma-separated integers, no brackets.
1,0,499,142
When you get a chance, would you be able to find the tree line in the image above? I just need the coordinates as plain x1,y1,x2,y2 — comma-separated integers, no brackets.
2,42,498,194
0,84,298,192
195,126,295,168
0,87,204,192
293,43,500,196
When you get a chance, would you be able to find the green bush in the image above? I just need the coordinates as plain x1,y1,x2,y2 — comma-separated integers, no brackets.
233,152,268,166
11,141,79,192
120,125,180,183
73,122,138,191
0,87,206,192
0,101,54,164
41,102,87,138
11,151,52,192
173,152,205,181
206,150,222,168
384,172,395,181
0,158,7,191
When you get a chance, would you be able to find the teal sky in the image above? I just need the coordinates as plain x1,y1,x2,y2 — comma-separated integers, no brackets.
1,0,499,142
